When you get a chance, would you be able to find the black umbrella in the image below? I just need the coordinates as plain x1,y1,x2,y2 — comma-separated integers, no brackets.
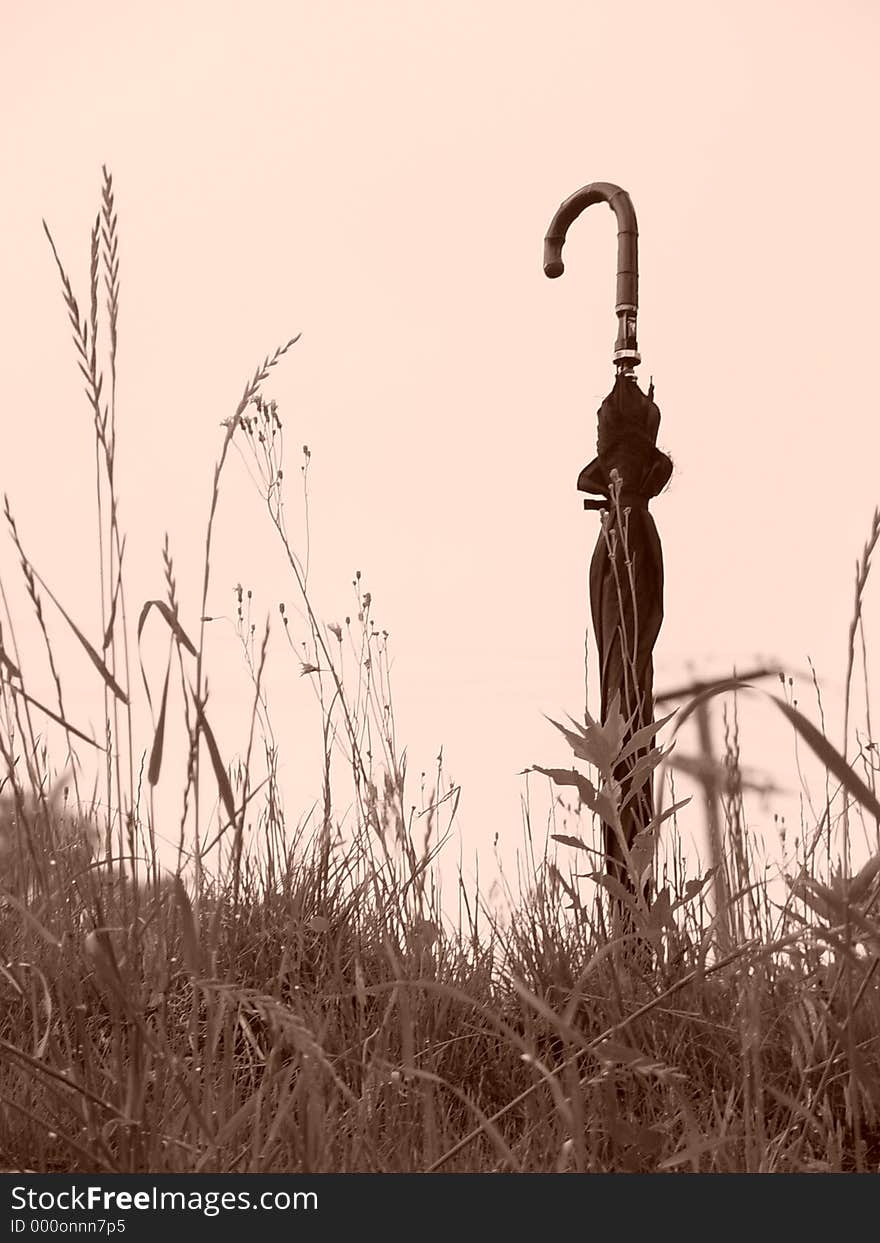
544,183,672,897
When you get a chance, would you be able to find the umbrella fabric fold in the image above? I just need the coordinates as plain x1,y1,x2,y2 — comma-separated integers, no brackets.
578,375,672,892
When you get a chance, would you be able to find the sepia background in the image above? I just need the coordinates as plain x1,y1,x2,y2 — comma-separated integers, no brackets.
2,0,879,897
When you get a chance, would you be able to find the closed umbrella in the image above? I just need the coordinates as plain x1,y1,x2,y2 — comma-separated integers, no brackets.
544,183,672,896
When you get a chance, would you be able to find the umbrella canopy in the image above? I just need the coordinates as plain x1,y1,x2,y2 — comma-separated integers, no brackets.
544,184,672,896
578,376,672,891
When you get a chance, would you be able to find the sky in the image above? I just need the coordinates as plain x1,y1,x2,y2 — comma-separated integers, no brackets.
2,0,879,900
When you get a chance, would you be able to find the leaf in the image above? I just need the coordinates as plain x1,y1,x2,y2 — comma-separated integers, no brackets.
600,690,627,762
788,876,880,946
628,829,655,879
769,692,880,823
547,693,645,775
26,965,53,1059
593,789,620,826
147,657,171,786
137,599,198,656
547,715,616,775
7,684,102,749
31,569,128,703
673,677,880,822
791,875,841,923
850,852,880,902
308,915,330,933
0,645,21,679
575,718,620,773
621,745,669,807
102,543,125,651
193,695,237,828
549,863,584,911
587,871,640,914
531,764,596,803
530,765,605,817
550,833,591,852
530,763,619,824
174,876,203,975
672,677,756,729
681,870,715,904
616,709,678,766
200,776,270,856
646,886,674,933
646,797,692,833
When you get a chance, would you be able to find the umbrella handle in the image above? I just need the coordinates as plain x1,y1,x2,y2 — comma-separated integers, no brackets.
544,181,640,376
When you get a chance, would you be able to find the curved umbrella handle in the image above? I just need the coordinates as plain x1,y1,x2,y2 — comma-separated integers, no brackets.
544,181,640,376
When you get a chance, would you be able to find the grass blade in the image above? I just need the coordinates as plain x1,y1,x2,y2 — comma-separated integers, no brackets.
137,599,198,657
29,567,128,704
147,656,171,786
192,691,237,827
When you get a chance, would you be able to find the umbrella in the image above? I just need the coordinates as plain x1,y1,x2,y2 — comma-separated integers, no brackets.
544,183,672,897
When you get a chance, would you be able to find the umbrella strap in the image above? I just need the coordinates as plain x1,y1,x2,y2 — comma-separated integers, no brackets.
583,490,651,512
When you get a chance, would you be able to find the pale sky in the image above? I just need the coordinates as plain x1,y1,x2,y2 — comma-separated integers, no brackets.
2,1,879,894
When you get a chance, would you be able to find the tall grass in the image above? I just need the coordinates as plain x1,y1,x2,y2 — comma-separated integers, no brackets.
1,173,879,1173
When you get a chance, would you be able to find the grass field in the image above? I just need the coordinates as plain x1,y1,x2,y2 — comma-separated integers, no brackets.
2,171,880,1174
